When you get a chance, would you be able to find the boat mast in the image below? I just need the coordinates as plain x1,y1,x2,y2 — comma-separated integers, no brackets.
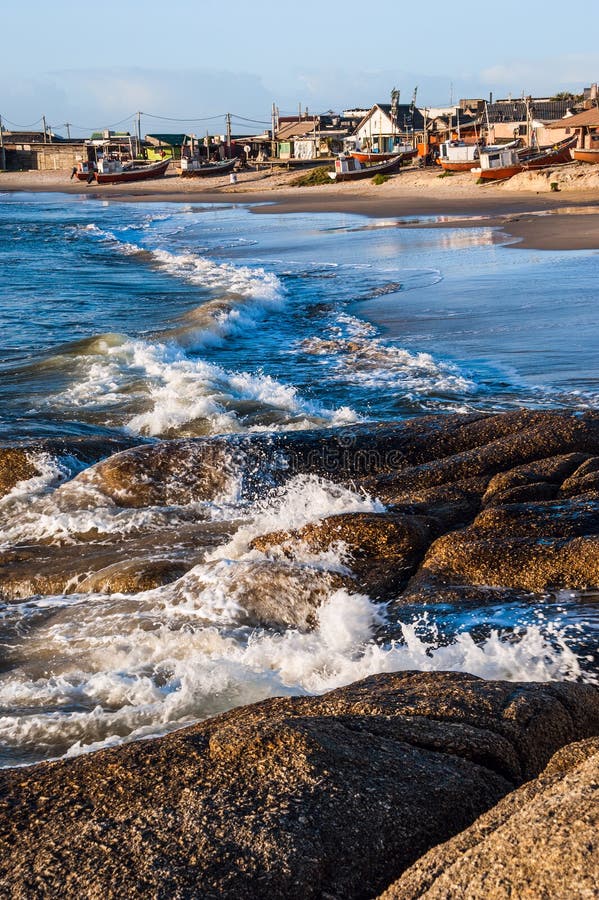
411,86,418,148
391,87,399,151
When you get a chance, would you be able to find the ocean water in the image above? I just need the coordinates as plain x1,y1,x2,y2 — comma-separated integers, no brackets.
0,192,598,767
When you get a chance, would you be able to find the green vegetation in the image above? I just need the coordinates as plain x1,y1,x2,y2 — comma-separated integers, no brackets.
371,173,390,185
290,167,332,187
437,170,454,178
550,91,584,103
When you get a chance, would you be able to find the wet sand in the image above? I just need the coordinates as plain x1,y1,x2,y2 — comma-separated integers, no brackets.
2,165,599,250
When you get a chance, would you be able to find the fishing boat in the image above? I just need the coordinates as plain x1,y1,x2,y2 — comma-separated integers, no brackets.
94,157,170,185
518,135,577,168
572,147,599,164
180,157,237,178
70,161,97,183
474,136,577,181
350,145,417,165
437,141,480,172
329,154,403,182
472,146,523,181
438,139,521,173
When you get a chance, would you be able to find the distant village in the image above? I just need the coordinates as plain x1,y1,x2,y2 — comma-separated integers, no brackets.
1,85,598,175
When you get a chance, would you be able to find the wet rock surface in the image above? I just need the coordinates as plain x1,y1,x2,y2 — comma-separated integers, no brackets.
1,411,599,609
0,672,597,899
251,510,439,599
380,736,599,900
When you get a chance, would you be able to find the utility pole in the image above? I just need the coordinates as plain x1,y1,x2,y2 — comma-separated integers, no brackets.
63,122,72,140
136,111,142,156
225,112,231,158
42,115,48,143
0,115,4,170
271,101,277,160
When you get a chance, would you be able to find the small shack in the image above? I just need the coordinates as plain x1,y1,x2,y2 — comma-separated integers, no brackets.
547,107,599,150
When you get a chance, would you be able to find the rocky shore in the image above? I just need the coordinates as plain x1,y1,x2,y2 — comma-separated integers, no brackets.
1,409,598,896
0,672,597,898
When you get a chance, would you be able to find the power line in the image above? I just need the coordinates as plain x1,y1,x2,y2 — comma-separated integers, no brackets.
0,116,43,129
230,114,271,125
141,112,226,123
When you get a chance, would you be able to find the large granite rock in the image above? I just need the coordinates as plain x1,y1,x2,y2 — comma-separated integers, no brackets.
379,737,599,900
0,672,597,899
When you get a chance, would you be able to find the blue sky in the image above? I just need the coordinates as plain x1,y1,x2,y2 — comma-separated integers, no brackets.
2,0,598,136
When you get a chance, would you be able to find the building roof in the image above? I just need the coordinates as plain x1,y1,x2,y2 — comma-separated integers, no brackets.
145,133,190,146
547,107,599,129
485,99,573,123
2,131,64,143
356,103,425,133
277,119,319,140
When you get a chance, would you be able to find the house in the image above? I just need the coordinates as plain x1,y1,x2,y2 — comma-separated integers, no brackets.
350,104,425,153
1,130,88,171
427,107,482,145
145,134,190,161
547,107,599,150
275,114,354,160
484,98,577,146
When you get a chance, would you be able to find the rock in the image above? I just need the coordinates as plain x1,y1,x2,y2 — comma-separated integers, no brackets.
0,522,234,601
78,439,238,507
407,494,599,596
0,448,39,498
482,452,588,503
250,511,439,599
0,672,597,899
379,736,599,900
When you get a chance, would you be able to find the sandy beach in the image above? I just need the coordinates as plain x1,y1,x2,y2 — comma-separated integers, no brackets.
2,162,599,250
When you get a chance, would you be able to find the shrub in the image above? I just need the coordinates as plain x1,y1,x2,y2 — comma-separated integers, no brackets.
372,173,390,185
291,167,332,186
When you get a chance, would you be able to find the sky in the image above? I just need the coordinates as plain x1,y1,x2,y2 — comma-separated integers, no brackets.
2,0,598,137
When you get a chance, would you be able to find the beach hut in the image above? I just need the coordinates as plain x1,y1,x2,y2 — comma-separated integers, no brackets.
547,107,599,159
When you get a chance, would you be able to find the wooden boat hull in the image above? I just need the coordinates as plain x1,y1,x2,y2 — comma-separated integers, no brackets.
332,155,403,182
95,159,170,185
350,151,395,163
522,137,577,169
439,159,478,172
572,148,599,164
180,158,237,178
476,164,523,181
349,148,417,165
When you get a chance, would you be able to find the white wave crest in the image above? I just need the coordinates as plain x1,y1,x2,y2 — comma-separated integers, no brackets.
0,588,592,768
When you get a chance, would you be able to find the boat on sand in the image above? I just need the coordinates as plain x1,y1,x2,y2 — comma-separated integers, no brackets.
94,158,170,185
329,154,403,182
572,147,599,164
474,136,577,181
180,157,238,178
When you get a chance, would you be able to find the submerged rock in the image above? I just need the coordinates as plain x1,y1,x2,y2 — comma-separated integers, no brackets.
0,672,597,899
251,510,439,599
380,737,599,900
0,448,39,498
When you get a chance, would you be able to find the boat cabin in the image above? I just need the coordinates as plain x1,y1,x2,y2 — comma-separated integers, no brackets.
331,156,362,178
439,141,479,163
479,146,519,172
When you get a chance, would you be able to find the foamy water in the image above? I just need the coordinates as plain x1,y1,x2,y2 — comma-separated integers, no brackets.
0,196,598,768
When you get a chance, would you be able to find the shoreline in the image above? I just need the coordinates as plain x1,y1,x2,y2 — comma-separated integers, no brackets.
2,166,599,250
